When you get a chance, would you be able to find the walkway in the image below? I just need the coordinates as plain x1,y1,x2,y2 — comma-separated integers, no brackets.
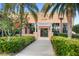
16,37,55,56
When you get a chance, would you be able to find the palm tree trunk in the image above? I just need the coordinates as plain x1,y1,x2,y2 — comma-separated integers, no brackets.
4,29,7,36
7,29,11,41
66,12,72,38
35,22,37,32
66,8,73,38
19,3,24,36
20,19,22,36
67,18,72,38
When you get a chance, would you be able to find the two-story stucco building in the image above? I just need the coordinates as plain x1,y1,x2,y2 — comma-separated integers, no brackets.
21,12,68,39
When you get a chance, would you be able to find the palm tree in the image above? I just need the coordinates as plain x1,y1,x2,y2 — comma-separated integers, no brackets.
2,3,38,36
17,3,38,36
2,3,16,37
0,17,12,36
42,3,79,38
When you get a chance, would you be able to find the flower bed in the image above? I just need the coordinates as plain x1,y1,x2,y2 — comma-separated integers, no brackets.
51,36,79,56
0,36,35,54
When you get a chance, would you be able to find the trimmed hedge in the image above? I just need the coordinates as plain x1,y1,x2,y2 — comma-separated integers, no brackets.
58,33,67,37
73,24,79,34
0,36,35,53
58,33,79,39
51,36,79,56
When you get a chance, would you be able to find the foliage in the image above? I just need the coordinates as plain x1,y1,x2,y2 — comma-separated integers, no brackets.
51,36,79,56
0,36,35,53
58,33,79,39
73,24,79,34
0,17,12,36
72,34,79,39
58,33,68,37
0,3,38,36
28,23,35,32
42,3,79,38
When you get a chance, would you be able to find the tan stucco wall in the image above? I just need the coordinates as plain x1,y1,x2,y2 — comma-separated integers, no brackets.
22,12,68,38
27,12,68,23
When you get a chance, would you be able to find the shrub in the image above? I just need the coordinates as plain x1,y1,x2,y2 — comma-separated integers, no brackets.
73,24,79,34
0,36,35,53
51,36,79,56
58,33,68,37
58,33,79,39
72,34,79,39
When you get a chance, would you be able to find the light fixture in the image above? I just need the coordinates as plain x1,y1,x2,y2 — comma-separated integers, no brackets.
58,12,64,20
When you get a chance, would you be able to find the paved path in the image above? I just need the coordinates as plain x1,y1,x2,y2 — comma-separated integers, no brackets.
16,37,55,56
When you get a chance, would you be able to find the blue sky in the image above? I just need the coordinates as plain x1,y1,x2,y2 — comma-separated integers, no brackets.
0,3,79,25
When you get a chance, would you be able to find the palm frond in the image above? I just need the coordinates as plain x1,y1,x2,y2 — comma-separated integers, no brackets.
26,3,39,12
27,6,38,22
49,3,61,18
41,3,54,17
58,3,65,18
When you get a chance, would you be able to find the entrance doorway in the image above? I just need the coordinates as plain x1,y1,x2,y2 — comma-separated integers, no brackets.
40,28,48,37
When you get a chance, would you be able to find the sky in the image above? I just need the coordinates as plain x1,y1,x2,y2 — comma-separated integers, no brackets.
0,3,79,25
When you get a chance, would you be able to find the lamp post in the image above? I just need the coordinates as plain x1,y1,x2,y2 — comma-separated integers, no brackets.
58,12,64,33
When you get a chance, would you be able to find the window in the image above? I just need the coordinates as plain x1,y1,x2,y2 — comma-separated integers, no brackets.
28,23,35,34
63,23,67,33
52,23,59,35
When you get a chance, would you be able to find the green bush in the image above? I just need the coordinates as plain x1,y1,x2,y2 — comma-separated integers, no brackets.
0,36,35,53
72,34,79,39
58,33,68,37
73,24,79,34
51,36,79,56
58,33,79,39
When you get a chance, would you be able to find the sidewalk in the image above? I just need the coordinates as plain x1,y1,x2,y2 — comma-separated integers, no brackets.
16,37,55,56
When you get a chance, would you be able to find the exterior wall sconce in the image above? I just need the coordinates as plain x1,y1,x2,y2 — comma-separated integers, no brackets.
58,12,64,33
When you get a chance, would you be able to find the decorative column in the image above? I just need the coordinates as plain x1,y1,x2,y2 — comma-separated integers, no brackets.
49,23,53,39
34,23,38,39
35,23,37,32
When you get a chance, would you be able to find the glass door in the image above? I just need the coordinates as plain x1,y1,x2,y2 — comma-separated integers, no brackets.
40,28,48,37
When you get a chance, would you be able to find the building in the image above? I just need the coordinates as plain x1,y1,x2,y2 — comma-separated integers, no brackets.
22,12,68,39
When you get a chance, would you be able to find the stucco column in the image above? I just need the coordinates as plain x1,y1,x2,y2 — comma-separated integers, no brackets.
49,24,53,39
34,23,38,39
35,23,37,32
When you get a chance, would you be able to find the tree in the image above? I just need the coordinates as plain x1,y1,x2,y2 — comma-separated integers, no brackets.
3,3,15,33
0,3,16,37
42,3,64,33
0,17,12,36
42,3,79,38
1,3,38,36
73,24,79,34
18,3,38,36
